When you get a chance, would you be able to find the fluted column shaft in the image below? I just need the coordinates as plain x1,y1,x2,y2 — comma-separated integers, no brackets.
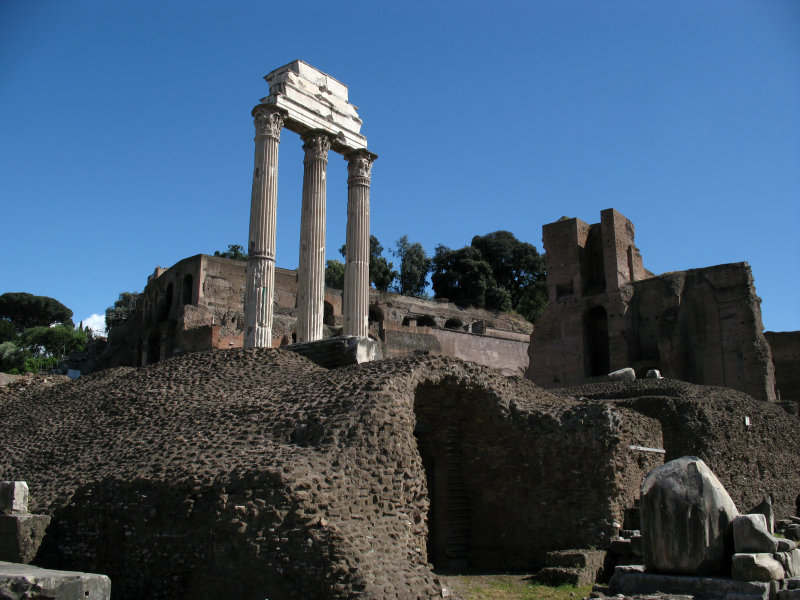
244,106,285,348
343,150,377,337
296,131,334,342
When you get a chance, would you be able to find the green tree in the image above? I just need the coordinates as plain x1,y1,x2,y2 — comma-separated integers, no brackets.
339,235,397,292
0,320,17,344
213,244,248,261
325,259,345,290
0,341,25,372
470,231,548,322
21,325,87,358
430,231,546,321
394,235,431,297
0,292,74,332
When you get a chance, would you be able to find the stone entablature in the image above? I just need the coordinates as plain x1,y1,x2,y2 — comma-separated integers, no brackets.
528,209,777,402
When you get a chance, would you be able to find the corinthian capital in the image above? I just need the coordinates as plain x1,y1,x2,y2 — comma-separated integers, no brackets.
302,131,334,160
253,106,286,139
346,149,378,181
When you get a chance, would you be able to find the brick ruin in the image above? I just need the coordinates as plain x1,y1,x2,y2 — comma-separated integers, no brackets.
528,209,778,402
3,349,800,599
96,253,533,376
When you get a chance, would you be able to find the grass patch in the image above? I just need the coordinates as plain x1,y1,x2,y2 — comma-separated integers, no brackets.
440,574,592,600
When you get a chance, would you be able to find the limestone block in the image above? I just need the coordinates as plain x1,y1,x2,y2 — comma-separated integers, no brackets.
787,576,800,589
734,514,779,553
645,369,663,379
0,561,110,600
775,549,800,578
0,482,28,515
609,367,636,382
732,553,785,582
640,456,738,575
0,514,51,563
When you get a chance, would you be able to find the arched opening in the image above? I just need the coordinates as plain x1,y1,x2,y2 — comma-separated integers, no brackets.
161,283,174,320
416,315,437,328
444,318,462,330
147,331,161,365
181,274,194,305
584,306,610,377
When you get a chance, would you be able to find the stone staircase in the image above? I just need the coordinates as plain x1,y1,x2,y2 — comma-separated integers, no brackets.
443,422,470,570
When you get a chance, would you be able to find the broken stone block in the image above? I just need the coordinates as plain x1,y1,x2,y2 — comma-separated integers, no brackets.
641,457,738,575
609,367,636,382
645,369,663,379
0,513,51,563
749,496,775,534
0,482,28,515
774,549,800,578
0,561,110,600
787,525,800,541
734,514,779,553
732,553,785,582
779,538,798,552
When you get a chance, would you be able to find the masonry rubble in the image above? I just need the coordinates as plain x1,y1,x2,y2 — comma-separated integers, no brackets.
606,458,800,600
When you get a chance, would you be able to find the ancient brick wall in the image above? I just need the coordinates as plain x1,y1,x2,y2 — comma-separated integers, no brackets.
529,210,776,402
765,331,800,404
99,255,533,376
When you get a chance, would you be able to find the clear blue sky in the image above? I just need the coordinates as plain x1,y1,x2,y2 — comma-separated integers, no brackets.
1,0,798,333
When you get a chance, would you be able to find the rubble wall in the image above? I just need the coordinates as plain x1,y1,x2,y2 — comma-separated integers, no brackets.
2,351,661,600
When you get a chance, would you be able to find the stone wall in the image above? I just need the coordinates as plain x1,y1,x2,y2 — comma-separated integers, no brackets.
528,210,776,402
1,350,677,599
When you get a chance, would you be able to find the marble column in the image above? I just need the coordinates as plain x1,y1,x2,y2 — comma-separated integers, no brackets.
296,131,334,342
244,106,286,348
343,150,377,337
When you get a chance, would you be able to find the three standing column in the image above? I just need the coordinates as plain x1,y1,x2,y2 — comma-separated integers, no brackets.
244,106,286,348
343,150,377,337
296,131,334,342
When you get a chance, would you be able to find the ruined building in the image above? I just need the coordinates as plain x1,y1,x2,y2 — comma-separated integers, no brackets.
527,209,777,402
98,253,532,376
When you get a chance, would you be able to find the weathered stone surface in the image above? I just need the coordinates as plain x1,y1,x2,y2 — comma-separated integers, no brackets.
0,351,663,600
0,514,51,563
733,514,779,553
609,368,636,382
0,561,110,600
775,549,800,578
609,564,772,600
0,482,27,515
640,457,738,575
749,496,775,534
786,524,800,541
552,378,800,521
779,538,798,552
732,553,785,581
778,589,800,600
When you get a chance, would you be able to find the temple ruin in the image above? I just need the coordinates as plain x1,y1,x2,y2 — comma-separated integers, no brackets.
245,60,376,347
